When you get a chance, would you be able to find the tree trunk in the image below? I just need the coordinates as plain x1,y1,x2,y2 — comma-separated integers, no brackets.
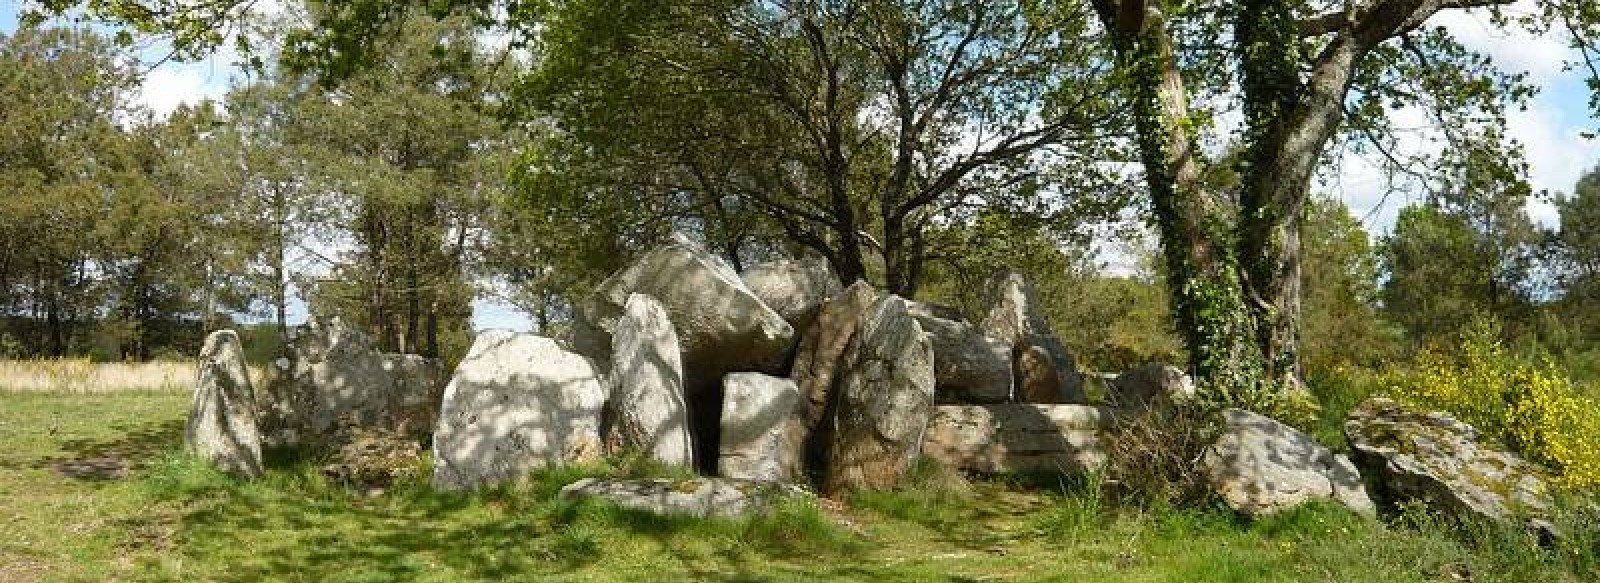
1098,1,1268,402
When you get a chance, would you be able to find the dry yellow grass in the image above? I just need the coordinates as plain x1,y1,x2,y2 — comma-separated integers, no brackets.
0,359,207,393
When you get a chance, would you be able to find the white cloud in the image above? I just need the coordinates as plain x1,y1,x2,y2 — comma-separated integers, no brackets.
135,65,218,118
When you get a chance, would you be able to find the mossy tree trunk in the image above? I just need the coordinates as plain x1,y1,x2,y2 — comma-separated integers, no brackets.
1091,0,1513,405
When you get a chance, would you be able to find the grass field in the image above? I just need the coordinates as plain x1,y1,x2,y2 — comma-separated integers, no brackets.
1,389,1595,583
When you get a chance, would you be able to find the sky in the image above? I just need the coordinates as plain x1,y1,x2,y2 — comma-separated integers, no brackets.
3,1,1598,330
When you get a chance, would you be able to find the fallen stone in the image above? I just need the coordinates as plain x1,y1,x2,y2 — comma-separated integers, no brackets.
560,477,813,519
185,330,263,478
432,331,605,490
911,309,1012,404
608,293,694,467
321,426,422,490
1201,409,1375,518
741,257,843,332
258,317,444,447
719,373,806,482
1109,363,1196,409
920,404,1114,475
824,295,936,494
1345,398,1553,526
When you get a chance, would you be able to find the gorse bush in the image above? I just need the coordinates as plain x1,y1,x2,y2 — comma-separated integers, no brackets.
1387,323,1600,489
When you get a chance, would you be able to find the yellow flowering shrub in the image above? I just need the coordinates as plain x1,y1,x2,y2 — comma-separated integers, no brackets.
1387,333,1600,489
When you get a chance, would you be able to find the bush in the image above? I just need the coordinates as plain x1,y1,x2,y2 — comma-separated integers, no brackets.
1101,406,1221,508
1386,323,1600,489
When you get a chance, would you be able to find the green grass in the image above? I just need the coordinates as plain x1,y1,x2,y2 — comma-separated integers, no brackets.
1,390,1595,582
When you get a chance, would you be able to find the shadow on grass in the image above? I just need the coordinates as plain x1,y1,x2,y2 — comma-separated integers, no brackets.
0,418,186,481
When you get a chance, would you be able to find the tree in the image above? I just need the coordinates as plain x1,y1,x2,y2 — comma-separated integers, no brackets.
1086,0,1596,407
1299,197,1394,370
0,26,142,356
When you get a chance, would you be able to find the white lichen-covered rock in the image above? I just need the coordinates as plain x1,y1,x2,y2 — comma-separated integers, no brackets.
719,373,806,482
823,295,936,494
1109,363,1197,409
1346,398,1553,526
608,293,694,467
910,307,1012,404
920,404,1113,475
980,271,1085,404
1201,409,1375,518
564,233,794,382
259,317,444,447
185,330,263,478
791,281,881,432
432,331,605,490
741,257,843,332
560,477,813,519
563,233,795,470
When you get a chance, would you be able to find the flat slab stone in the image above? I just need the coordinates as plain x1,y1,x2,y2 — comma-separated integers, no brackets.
559,477,813,518
920,404,1114,475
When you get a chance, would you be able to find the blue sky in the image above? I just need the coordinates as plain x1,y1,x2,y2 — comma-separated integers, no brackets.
4,0,1598,330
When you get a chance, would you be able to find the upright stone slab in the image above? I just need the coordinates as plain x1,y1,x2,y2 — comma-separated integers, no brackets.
791,281,881,432
1346,398,1553,526
185,330,263,478
563,233,794,470
259,317,444,447
1201,409,1375,518
823,295,936,494
608,293,693,467
741,257,843,332
720,373,806,482
980,271,1085,404
432,331,605,490
921,404,1113,475
910,307,1012,404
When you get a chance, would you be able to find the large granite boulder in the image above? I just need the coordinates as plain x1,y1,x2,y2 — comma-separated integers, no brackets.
980,271,1085,404
823,295,936,495
185,330,263,478
1109,363,1196,409
1345,398,1553,525
791,281,880,432
909,307,1012,404
259,317,444,447
1201,409,1375,518
1014,345,1064,404
564,233,794,471
719,373,806,482
560,477,813,519
920,404,1113,475
740,257,843,332
432,331,606,490
607,293,694,467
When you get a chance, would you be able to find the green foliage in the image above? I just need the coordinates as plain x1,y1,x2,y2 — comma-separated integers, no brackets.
1385,320,1600,489
1300,198,1401,372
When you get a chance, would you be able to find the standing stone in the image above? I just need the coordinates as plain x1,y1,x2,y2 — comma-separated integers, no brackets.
980,271,1085,404
185,330,263,479
432,331,606,490
1201,409,1375,518
608,293,693,467
824,295,936,494
741,257,843,332
1345,398,1553,526
910,308,1012,404
921,404,1114,475
719,373,806,482
563,233,794,470
1109,362,1197,409
791,281,881,431
258,317,444,447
